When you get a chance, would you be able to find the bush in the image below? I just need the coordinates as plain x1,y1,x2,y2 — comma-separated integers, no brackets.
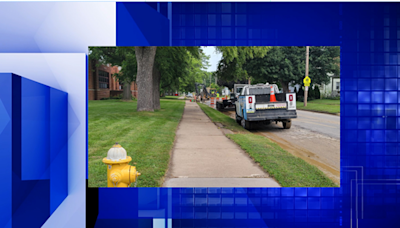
297,87,304,101
314,85,321,99
109,93,123,99
308,86,315,100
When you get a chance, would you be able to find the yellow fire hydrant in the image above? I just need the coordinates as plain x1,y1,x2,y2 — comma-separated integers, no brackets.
102,143,141,187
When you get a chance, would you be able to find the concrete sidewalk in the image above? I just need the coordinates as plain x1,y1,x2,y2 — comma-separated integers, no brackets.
163,100,280,187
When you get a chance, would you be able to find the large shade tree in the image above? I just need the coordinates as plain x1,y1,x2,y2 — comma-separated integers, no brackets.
135,46,201,111
157,47,206,98
90,46,203,111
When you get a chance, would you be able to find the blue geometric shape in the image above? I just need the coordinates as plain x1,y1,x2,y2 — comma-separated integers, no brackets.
117,3,149,46
21,78,50,181
117,2,169,46
0,73,68,228
0,99,10,134
49,88,68,214
0,73,12,228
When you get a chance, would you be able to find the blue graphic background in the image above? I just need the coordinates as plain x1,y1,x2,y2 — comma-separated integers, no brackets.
0,73,68,228
0,1,111,227
110,2,400,228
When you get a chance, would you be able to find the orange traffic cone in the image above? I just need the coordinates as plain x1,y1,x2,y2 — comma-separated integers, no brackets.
270,85,277,102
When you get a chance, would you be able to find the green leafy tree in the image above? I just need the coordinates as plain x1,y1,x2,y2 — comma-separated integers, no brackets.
90,46,205,111
244,46,340,93
156,47,206,96
308,46,340,85
136,46,200,111
244,46,304,92
89,47,137,101
215,46,271,83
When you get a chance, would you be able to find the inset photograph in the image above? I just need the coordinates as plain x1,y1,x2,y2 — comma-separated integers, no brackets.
88,46,340,187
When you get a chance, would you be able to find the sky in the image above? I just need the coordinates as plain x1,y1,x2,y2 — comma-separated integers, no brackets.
201,46,222,72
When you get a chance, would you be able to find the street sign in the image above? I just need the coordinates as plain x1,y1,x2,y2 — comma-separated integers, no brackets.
303,76,311,87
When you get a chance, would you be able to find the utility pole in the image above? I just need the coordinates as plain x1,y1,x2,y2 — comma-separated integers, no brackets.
304,46,309,107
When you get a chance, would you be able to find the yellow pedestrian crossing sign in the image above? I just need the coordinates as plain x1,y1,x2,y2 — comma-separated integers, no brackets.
303,76,311,87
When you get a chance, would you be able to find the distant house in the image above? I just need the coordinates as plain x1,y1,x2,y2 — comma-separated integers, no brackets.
88,61,138,100
320,73,340,97
288,73,340,98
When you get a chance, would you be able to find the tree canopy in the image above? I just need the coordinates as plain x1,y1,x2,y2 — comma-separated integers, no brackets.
156,47,208,94
243,46,340,92
215,46,271,82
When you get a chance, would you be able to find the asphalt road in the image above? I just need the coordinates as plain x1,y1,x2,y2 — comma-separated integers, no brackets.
294,110,340,139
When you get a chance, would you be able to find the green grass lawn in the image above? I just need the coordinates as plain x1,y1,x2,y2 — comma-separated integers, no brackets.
88,99,185,187
198,103,337,187
198,103,247,133
297,99,340,114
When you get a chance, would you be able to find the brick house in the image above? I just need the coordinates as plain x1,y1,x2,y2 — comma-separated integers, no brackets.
88,60,138,100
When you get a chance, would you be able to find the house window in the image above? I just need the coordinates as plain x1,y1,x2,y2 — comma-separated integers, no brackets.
336,82,340,90
98,70,109,89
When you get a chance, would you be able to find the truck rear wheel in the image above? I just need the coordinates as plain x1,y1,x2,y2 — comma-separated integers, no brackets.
235,113,242,125
241,119,252,130
283,120,292,129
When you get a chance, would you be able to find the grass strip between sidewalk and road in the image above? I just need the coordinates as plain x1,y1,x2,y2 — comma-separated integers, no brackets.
89,99,185,187
296,99,340,114
227,134,337,187
198,103,247,133
198,102,338,187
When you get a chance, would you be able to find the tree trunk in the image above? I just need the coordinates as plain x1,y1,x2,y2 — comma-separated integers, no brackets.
153,64,161,110
122,81,132,101
135,46,157,111
280,80,289,93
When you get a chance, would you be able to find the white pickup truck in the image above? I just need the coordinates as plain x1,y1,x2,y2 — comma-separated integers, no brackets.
235,83,297,130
